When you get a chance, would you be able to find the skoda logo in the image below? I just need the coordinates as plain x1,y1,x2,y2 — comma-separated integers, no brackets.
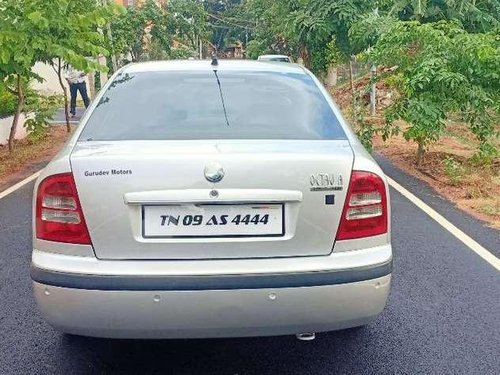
204,162,224,183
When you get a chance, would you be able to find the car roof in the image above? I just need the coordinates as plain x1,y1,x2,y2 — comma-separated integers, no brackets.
122,59,304,74
258,55,290,59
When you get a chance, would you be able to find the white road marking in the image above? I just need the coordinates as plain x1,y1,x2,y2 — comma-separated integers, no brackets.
0,171,40,200
387,176,500,271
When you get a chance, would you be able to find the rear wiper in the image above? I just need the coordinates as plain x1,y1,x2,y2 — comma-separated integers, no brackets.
212,59,230,127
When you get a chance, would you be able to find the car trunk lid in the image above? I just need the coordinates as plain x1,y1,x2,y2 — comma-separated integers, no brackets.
70,139,353,260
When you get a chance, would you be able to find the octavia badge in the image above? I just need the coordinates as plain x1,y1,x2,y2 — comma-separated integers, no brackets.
310,173,343,191
204,162,225,183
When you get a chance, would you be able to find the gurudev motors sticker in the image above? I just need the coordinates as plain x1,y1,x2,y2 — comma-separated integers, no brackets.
83,169,133,177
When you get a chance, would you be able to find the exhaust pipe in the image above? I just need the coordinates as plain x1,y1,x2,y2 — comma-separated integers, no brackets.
296,332,316,341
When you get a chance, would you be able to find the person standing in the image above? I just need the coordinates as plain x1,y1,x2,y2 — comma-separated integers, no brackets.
64,65,90,118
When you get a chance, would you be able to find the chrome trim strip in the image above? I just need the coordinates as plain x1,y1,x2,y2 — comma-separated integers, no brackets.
31,260,392,291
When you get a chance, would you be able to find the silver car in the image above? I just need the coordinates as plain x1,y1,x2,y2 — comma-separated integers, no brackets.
31,60,392,339
258,54,293,63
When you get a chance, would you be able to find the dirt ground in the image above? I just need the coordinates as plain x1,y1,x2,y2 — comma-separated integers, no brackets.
373,128,500,229
0,126,71,192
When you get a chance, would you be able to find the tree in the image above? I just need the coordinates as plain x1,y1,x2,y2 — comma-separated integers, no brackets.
365,21,499,164
0,0,42,152
204,0,246,52
167,0,210,55
350,0,499,54
35,0,122,131
243,0,297,59
110,0,209,64
347,0,499,161
243,0,373,72
0,0,120,150
390,0,500,32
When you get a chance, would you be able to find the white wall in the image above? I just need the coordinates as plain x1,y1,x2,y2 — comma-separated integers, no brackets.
30,62,73,95
31,57,109,98
0,114,27,145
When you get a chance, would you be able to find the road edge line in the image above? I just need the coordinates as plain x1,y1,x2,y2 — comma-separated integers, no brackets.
0,171,41,201
387,176,499,271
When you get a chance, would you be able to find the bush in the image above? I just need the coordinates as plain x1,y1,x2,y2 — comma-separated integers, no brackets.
24,94,63,142
0,83,17,118
442,156,465,186
167,45,196,60
356,123,376,153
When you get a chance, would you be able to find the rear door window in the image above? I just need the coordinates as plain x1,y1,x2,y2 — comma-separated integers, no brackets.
79,70,346,141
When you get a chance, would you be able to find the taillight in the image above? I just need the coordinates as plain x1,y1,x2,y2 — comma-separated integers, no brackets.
36,173,91,245
336,171,388,240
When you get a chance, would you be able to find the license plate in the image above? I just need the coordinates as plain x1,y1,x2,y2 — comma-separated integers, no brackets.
142,203,284,238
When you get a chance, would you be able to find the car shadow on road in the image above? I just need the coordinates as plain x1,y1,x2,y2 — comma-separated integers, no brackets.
57,326,378,374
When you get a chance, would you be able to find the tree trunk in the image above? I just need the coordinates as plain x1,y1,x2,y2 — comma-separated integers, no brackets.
88,69,96,99
349,57,357,127
299,45,311,69
100,0,118,72
349,57,355,93
8,75,25,153
55,58,71,133
325,66,337,87
370,64,377,116
131,49,138,62
416,140,425,166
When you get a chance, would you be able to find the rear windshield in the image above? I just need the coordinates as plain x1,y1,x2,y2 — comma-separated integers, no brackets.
79,70,346,141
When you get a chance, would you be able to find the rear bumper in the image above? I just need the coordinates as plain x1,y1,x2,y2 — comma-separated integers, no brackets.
33,274,391,339
31,243,392,338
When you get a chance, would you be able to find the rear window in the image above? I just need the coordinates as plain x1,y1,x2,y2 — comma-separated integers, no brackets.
79,70,346,141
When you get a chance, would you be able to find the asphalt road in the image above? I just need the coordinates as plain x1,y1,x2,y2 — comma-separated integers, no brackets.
49,107,85,125
0,157,499,374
